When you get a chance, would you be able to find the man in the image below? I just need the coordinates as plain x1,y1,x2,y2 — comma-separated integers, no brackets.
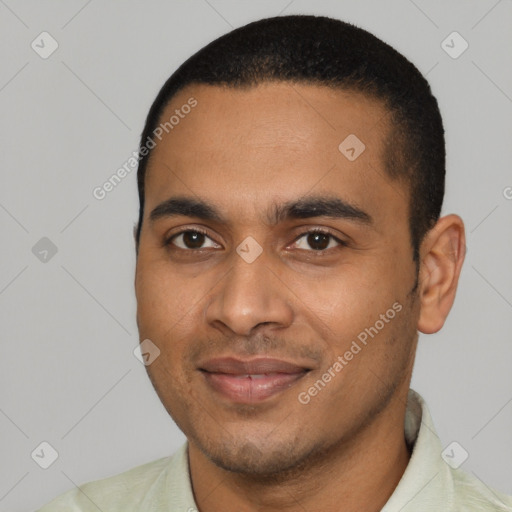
38,14,512,512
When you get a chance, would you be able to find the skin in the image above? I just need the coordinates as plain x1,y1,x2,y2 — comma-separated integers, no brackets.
134,82,466,512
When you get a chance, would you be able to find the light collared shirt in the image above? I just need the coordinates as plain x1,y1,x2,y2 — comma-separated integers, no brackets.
38,389,512,511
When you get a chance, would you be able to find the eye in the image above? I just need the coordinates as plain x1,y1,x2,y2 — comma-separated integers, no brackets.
292,229,346,252
166,229,221,250
165,228,346,254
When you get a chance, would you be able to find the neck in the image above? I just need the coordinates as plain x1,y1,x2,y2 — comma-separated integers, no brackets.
188,391,412,512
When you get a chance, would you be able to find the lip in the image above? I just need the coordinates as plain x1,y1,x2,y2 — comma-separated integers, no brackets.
199,357,311,403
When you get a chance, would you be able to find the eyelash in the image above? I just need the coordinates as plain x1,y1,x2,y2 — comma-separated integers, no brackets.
164,227,347,254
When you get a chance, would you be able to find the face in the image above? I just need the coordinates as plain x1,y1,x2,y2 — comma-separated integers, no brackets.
134,83,421,476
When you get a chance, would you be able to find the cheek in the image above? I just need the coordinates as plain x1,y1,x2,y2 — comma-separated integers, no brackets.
135,260,210,384
135,266,197,405
295,263,393,323
136,259,194,332
294,265,408,376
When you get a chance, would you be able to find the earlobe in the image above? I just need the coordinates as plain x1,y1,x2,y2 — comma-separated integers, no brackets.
417,214,466,334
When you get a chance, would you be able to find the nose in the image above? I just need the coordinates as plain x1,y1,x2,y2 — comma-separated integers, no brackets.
205,249,294,336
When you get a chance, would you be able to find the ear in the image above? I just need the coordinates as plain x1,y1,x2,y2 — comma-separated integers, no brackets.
133,222,139,255
417,214,466,334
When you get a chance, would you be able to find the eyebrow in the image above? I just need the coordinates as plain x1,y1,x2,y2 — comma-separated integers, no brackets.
149,195,372,226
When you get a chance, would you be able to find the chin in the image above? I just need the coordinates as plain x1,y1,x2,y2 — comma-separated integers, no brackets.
194,431,323,479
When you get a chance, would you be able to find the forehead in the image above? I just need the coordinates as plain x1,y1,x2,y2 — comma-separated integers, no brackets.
144,82,406,226
155,82,389,155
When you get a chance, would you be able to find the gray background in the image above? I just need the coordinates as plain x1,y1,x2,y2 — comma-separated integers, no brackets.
1,1,511,510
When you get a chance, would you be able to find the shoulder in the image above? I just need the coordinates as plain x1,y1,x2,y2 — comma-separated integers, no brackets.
37,451,180,511
402,390,512,512
451,467,512,511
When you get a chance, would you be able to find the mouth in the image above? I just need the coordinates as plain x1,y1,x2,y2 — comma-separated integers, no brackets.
198,357,312,403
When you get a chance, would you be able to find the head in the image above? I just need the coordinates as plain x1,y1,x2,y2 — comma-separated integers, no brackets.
135,15,446,265
133,15,465,477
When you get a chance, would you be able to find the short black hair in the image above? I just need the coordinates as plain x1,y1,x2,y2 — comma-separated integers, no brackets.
135,14,445,265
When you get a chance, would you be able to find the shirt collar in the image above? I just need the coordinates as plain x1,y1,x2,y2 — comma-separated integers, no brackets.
382,388,455,511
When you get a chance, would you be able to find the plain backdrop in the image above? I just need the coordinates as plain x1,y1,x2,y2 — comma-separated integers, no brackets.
0,1,511,510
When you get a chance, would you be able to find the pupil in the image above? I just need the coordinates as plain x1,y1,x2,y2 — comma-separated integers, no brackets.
184,231,204,249
308,233,329,250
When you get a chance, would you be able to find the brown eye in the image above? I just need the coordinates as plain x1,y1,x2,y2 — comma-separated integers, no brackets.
167,230,220,250
293,230,345,252
307,232,330,250
182,231,205,249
